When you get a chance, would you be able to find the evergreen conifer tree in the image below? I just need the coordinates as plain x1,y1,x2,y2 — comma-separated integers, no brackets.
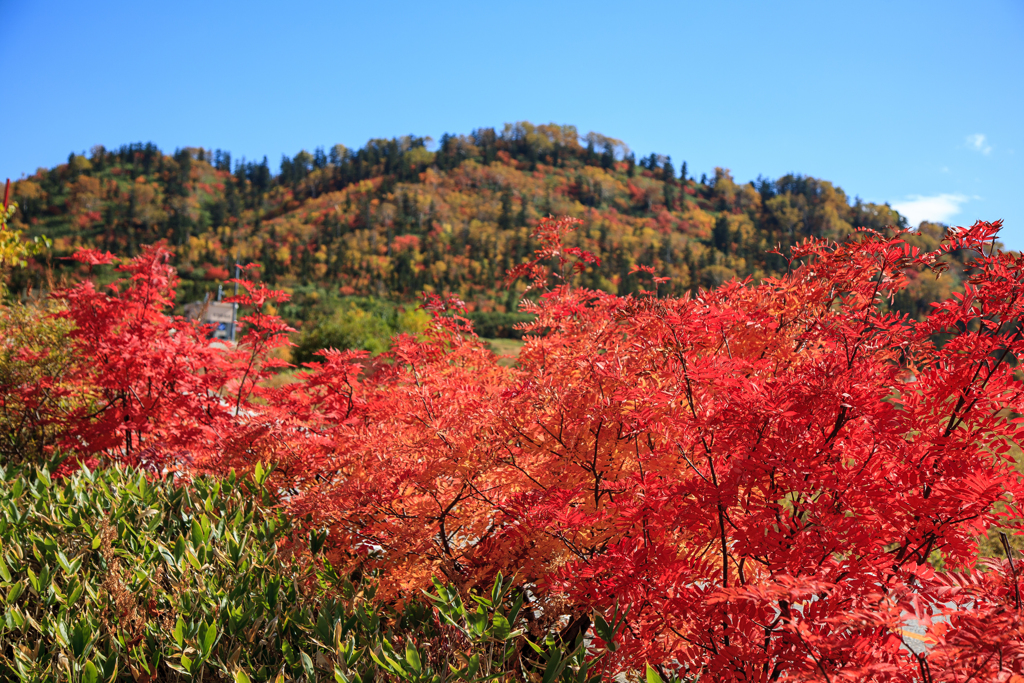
498,188,514,231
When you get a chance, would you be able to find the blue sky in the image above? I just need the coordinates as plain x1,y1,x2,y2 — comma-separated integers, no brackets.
2,0,1022,246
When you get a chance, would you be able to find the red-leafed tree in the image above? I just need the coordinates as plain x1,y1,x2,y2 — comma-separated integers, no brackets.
6,245,294,473
280,217,1024,681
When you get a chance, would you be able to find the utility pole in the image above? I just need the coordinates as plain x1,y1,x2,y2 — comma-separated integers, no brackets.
229,263,240,342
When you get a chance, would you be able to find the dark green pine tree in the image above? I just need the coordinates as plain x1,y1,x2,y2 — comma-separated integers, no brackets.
713,214,731,251
498,188,514,231
172,148,192,197
663,183,676,210
662,156,675,182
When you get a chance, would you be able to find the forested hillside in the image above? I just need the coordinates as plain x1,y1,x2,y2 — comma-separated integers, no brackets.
7,122,961,327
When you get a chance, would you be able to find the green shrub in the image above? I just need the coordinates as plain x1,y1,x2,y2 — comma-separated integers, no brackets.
0,461,617,682
287,295,531,367
292,298,431,366
294,306,394,364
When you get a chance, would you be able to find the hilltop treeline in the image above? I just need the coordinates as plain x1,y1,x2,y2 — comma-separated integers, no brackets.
8,122,959,323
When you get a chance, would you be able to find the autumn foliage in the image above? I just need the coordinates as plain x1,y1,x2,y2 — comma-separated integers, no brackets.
3,216,1024,680
6,126,963,325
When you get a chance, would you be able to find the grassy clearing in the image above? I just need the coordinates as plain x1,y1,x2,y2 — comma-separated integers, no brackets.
481,338,524,366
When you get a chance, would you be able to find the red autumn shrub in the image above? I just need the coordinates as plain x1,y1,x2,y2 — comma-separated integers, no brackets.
5,245,293,472
204,264,230,281
4,216,1024,680
280,217,1024,680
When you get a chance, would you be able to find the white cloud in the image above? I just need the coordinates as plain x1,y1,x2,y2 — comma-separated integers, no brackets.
966,133,992,155
892,193,970,227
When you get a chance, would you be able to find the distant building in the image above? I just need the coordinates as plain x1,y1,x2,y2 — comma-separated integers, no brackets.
183,300,236,340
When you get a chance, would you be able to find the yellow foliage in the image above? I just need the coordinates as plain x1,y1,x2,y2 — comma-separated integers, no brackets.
404,146,435,167
679,205,715,239
394,308,429,335
68,176,103,214
0,188,49,294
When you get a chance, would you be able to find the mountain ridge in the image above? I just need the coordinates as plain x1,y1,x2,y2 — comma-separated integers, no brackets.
6,122,962,327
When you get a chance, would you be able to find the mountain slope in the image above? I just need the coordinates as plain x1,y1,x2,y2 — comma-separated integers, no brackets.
7,122,961,325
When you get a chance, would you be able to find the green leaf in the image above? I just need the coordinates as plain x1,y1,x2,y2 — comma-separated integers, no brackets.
254,461,274,487
467,607,487,638
186,548,202,571
405,640,421,673
646,664,664,683
172,617,184,648
367,647,392,672
56,550,75,575
173,534,186,563
70,621,92,658
491,571,504,605
464,654,480,680
26,567,39,592
301,651,315,678
0,556,10,583
200,620,217,657
6,607,25,629
5,580,24,604
67,581,84,606
491,613,511,641
82,661,99,683
315,611,332,642
593,612,609,640
234,670,252,683
311,529,328,554
508,590,525,624
281,640,297,667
